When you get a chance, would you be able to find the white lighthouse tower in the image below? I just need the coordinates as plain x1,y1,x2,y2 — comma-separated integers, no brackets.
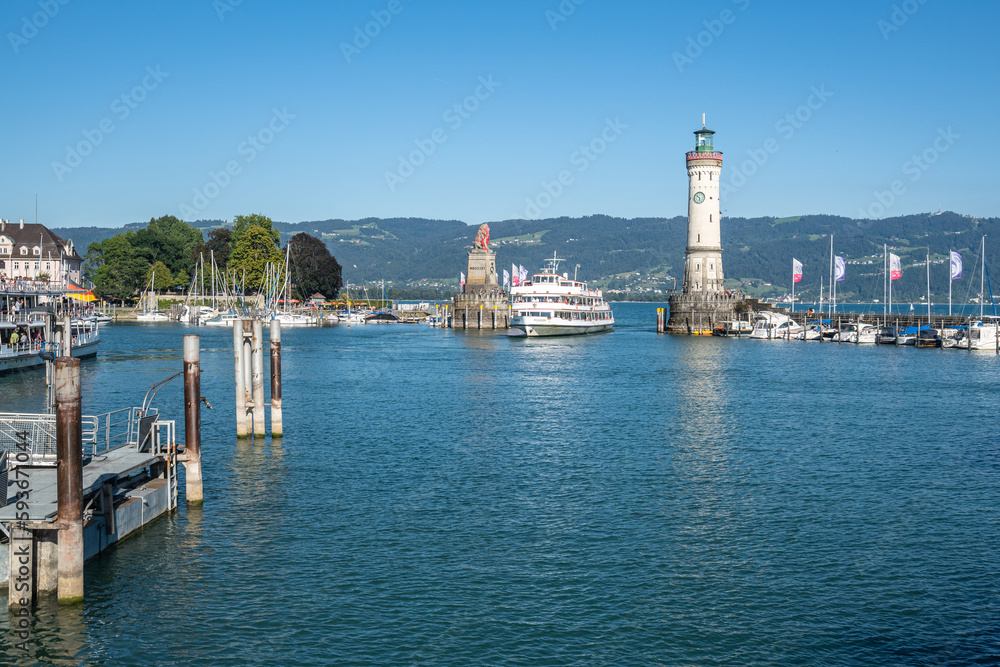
682,115,724,294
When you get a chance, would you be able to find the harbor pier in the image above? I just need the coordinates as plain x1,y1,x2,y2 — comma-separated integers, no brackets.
1,339,198,606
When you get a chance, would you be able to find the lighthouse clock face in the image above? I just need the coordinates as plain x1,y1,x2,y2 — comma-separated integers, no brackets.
693,192,705,204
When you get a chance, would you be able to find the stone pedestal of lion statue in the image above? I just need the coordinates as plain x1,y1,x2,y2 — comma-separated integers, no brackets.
450,224,510,330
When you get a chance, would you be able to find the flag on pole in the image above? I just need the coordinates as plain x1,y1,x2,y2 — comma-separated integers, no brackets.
511,263,520,286
460,272,466,287
792,258,803,283
889,253,902,280
519,265,528,284
834,256,846,282
503,269,510,287
950,251,962,280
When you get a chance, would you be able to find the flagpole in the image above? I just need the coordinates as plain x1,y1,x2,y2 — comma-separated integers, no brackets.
829,234,834,315
791,259,795,313
883,244,888,318
949,248,953,316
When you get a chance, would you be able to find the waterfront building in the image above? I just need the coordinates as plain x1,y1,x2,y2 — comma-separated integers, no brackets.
0,219,84,288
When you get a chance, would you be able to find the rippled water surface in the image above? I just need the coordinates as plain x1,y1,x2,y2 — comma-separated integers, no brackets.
3,303,999,665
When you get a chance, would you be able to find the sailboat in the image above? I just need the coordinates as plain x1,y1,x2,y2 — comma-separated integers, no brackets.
135,273,170,322
954,236,999,351
270,244,319,326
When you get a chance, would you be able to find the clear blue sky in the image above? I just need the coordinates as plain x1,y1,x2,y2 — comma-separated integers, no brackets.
2,0,996,229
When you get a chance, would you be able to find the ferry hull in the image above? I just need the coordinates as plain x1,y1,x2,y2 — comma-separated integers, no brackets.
511,323,613,337
0,340,99,375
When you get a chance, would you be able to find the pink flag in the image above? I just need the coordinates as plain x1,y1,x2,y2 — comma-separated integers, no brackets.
460,272,465,286
889,253,902,280
792,258,803,283
511,263,520,286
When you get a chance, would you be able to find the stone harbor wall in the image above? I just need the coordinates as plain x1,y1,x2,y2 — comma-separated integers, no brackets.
665,292,742,334
451,292,510,329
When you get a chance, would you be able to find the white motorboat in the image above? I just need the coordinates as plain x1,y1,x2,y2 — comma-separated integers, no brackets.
795,323,825,341
202,312,241,327
747,312,802,339
272,311,318,327
135,311,170,322
832,322,878,343
509,255,614,337
953,317,1000,351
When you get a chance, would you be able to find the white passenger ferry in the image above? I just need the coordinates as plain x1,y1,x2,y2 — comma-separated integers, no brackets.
509,255,614,337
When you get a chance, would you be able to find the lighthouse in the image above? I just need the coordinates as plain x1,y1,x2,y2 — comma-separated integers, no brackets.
682,115,724,294
665,115,736,334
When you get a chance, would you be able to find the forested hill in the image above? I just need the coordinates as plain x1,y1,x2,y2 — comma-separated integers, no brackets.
54,212,1000,301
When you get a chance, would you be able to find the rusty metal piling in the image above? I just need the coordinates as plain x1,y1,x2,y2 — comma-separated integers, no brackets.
183,335,203,503
55,356,84,604
270,319,282,437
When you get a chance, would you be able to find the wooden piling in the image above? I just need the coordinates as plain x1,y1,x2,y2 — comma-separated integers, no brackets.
55,356,84,604
233,319,250,437
270,319,282,437
252,320,265,436
183,335,203,504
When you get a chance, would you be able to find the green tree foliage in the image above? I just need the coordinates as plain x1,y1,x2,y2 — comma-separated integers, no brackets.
229,225,282,291
85,233,149,302
133,216,203,279
286,232,343,300
232,213,280,247
190,228,233,268
145,261,173,292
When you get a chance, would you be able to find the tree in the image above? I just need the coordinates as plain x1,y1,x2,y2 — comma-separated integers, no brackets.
133,216,203,280
286,233,343,300
87,233,149,302
229,225,282,292
232,213,280,247
146,261,173,292
173,269,190,290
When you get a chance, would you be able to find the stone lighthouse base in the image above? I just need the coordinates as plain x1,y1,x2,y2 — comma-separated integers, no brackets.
665,293,741,334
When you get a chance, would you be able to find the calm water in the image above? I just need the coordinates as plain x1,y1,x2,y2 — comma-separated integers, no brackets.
3,303,999,666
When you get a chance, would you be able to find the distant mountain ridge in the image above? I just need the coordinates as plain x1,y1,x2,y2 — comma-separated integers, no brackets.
52,212,1000,301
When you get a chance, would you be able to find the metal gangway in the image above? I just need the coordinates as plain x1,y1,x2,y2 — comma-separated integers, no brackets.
0,407,179,512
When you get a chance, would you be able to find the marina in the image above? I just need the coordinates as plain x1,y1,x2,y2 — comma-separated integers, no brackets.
2,306,998,664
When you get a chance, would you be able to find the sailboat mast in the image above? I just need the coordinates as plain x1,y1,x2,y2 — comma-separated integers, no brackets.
883,244,888,317
981,236,986,320
926,250,931,325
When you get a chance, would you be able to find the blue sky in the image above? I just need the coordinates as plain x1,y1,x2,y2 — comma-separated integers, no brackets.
2,0,996,228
